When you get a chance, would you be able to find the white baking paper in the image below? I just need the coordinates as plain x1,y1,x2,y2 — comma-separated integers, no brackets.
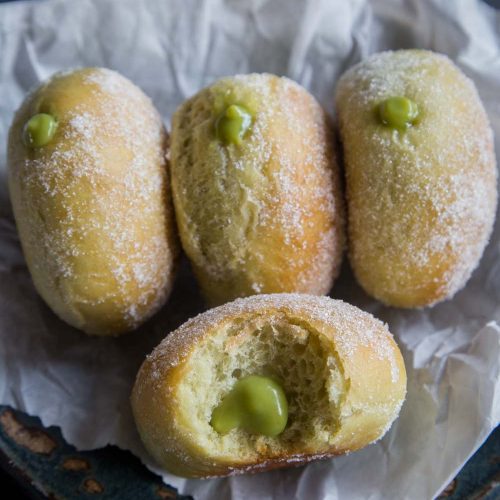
0,0,499,498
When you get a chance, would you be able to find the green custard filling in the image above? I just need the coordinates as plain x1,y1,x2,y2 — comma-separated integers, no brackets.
215,104,253,145
23,113,58,148
378,96,419,129
211,375,288,437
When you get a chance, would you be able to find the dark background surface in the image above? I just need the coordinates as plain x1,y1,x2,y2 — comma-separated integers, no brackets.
0,404,498,499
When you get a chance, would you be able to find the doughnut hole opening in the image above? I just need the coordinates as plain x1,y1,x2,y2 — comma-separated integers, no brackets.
176,314,347,460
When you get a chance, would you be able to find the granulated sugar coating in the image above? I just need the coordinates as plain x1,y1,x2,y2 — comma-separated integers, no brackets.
146,293,400,377
335,50,497,308
170,74,345,306
7,68,178,335
131,293,406,478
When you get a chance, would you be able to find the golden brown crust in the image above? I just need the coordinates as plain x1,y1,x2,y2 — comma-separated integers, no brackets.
170,74,344,306
335,50,497,308
131,294,406,477
8,68,179,335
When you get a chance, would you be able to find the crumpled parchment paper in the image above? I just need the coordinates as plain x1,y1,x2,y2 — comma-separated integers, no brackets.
0,0,499,498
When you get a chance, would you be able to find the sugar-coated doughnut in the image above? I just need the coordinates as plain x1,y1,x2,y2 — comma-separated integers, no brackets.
335,50,497,308
8,68,179,335
131,294,406,478
170,74,344,306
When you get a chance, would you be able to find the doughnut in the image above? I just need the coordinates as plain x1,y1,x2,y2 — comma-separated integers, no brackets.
170,74,344,306
131,294,406,478
8,68,179,335
335,50,497,308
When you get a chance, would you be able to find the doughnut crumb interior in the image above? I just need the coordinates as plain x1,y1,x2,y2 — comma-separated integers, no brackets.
131,294,406,478
180,315,344,456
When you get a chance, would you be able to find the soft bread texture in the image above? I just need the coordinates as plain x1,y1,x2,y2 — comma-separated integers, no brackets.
8,68,179,335
335,50,497,308
170,74,344,306
131,294,406,478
